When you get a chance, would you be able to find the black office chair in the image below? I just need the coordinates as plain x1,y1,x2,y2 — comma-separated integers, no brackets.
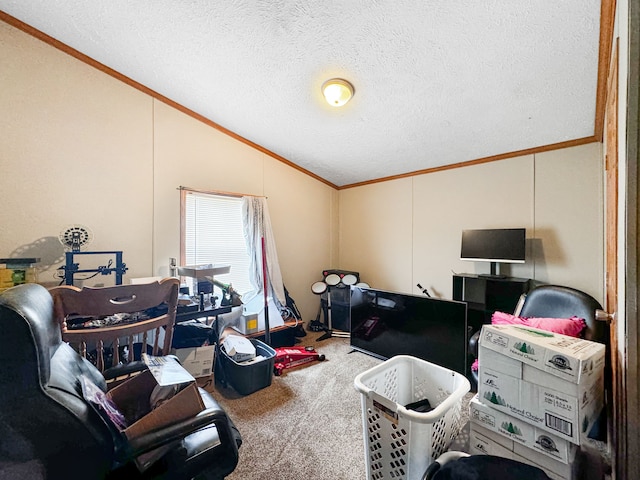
422,452,552,480
0,283,241,479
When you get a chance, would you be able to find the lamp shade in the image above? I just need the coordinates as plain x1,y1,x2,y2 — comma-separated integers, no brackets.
322,78,354,107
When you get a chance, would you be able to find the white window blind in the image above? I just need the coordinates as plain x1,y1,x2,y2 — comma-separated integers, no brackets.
183,191,252,295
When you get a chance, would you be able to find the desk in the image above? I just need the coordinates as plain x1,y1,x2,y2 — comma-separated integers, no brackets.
176,305,232,323
221,320,299,347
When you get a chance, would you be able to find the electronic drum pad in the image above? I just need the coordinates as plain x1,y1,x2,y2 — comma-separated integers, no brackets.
312,270,364,293
324,273,341,286
342,274,358,286
311,281,328,295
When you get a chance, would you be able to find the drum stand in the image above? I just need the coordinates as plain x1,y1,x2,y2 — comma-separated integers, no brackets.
310,276,350,341
316,288,350,341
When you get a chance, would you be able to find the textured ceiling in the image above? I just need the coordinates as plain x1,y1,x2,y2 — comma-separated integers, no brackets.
0,1,603,187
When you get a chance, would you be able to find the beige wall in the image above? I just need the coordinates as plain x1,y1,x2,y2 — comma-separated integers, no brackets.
0,21,154,285
339,178,414,292
339,143,604,304
0,21,335,321
532,144,604,298
0,19,606,325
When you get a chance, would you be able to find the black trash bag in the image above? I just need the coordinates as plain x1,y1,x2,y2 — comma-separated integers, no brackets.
283,285,306,337
172,320,214,348
282,285,302,320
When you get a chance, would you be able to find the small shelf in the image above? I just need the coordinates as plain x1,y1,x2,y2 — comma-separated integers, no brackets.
177,264,231,278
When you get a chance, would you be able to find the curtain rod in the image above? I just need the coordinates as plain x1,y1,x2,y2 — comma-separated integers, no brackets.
178,186,267,198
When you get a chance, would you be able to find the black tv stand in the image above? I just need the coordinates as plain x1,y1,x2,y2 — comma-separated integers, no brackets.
452,273,530,333
477,273,508,279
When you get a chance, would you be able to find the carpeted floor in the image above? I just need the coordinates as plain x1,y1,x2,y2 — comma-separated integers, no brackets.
0,329,608,479
0,329,471,480
205,330,473,480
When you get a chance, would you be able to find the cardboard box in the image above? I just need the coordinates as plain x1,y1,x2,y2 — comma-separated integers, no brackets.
216,306,254,334
241,295,285,331
479,345,604,400
172,345,215,378
107,356,203,439
236,313,259,335
478,350,604,445
469,424,575,480
469,422,514,455
470,394,577,463
106,355,204,470
513,442,574,480
477,326,605,444
222,334,256,362
479,324,605,385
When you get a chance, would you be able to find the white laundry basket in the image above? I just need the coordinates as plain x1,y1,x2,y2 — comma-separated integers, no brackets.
354,355,470,480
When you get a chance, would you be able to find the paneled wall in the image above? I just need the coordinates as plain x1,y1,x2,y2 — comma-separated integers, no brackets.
0,21,335,321
0,21,155,285
339,143,604,304
0,19,605,324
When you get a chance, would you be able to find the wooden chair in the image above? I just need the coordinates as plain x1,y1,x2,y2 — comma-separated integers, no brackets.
49,278,179,383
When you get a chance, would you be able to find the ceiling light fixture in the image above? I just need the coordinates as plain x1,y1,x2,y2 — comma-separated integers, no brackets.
322,78,354,107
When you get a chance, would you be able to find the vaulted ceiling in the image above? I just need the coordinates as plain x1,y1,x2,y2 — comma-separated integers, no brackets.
0,1,611,187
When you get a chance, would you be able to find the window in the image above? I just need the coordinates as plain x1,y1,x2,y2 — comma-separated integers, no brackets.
181,190,252,296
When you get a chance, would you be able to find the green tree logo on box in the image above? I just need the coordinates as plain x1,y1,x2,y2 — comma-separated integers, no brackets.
484,391,506,406
513,341,535,354
501,421,523,436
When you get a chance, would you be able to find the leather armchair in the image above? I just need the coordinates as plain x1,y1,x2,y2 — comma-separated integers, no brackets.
0,283,241,479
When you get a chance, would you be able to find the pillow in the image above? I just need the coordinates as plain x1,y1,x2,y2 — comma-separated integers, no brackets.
471,358,479,372
491,311,586,338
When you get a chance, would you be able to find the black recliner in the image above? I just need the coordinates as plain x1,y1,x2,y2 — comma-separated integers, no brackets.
0,283,241,479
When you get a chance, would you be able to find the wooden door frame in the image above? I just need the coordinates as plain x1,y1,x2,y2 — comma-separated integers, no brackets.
605,38,621,477
622,1,640,478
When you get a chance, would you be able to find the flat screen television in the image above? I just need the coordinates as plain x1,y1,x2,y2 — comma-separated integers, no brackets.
349,286,468,376
460,228,526,276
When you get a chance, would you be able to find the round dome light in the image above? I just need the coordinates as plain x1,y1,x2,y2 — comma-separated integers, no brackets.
321,78,354,107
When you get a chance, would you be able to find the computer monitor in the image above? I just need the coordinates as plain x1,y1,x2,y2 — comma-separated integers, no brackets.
460,228,526,275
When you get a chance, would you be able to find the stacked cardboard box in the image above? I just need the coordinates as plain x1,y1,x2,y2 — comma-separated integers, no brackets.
172,344,215,378
471,324,606,479
469,396,578,479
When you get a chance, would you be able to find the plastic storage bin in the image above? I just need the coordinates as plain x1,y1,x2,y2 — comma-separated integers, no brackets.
217,338,276,395
354,355,470,480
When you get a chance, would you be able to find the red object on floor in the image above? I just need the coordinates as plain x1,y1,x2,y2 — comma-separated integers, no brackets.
273,346,325,376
